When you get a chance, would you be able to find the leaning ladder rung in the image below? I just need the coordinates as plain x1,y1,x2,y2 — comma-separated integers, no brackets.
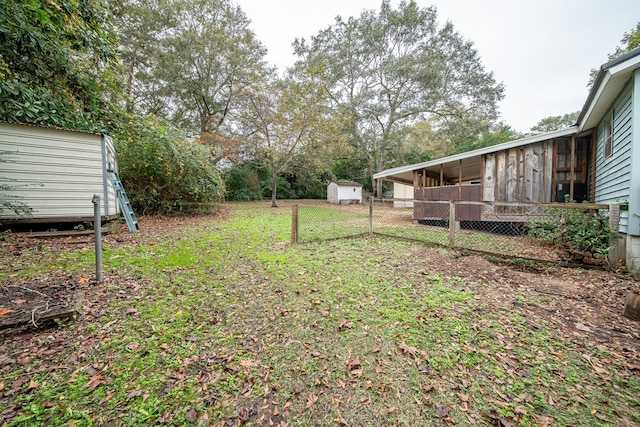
108,171,139,233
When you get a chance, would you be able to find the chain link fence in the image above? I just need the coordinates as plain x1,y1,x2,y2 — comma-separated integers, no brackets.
293,198,620,265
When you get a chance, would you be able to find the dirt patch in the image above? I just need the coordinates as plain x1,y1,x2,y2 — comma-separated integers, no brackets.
404,247,640,352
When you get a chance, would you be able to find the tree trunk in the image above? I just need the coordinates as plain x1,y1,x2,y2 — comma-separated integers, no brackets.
375,151,385,198
271,166,278,208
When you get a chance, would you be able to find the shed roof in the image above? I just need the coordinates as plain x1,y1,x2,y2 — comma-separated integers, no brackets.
373,126,577,185
332,181,363,187
0,120,102,136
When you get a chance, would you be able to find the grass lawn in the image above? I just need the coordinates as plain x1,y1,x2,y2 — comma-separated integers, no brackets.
1,202,639,426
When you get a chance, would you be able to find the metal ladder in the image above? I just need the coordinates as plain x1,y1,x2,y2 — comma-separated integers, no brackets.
108,171,139,232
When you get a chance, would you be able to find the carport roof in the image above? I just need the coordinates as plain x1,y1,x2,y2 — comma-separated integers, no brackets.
373,126,578,185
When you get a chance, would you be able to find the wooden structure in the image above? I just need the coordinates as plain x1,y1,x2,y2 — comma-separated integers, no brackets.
375,128,595,223
374,46,640,270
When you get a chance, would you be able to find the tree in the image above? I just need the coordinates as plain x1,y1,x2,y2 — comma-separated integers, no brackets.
111,0,173,114
293,0,504,195
0,0,122,132
113,0,269,163
529,111,579,135
588,22,640,87
239,75,328,207
452,123,522,155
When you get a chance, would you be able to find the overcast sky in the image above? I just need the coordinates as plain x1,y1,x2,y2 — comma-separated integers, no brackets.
233,0,639,133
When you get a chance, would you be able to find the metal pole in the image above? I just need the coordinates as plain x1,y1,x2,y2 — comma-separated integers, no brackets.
92,194,103,282
369,196,374,235
449,200,456,247
291,204,298,244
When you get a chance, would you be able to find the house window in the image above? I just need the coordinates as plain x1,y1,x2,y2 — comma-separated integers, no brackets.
604,112,613,158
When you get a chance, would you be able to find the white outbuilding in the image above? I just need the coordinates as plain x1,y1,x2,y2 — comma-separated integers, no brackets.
0,122,123,224
327,181,363,204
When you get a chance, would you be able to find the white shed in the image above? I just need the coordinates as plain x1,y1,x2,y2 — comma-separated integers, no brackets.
327,181,363,204
0,122,121,223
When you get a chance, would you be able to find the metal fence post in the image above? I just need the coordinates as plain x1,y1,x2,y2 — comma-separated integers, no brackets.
449,200,456,247
369,197,374,235
92,194,103,282
291,204,299,244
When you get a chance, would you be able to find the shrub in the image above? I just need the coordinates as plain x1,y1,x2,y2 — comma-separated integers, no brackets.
114,117,225,215
223,163,266,201
528,205,612,260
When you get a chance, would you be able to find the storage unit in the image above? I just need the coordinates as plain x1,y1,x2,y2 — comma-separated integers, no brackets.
0,122,120,223
327,181,363,204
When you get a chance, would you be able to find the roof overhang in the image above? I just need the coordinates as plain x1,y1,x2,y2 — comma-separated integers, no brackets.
373,126,578,184
579,47,640,130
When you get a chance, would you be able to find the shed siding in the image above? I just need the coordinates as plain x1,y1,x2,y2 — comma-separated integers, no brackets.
481,141,551,203
594,79,633,233
0,123,117,220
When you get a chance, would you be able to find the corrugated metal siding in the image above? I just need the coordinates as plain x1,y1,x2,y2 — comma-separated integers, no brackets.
594,79,633,232
0,123,112,220
103,136,118,217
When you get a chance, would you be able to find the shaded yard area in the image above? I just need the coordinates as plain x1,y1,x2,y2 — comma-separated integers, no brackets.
1,202,639,426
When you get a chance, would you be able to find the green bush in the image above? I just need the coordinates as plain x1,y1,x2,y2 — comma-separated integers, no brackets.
114,117,225,215
528,205,612,259
223,163,267,201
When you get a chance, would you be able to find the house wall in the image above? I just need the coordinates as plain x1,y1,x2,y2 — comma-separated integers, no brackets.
0,123,118,221
393,182,414,208
594,77,634,234
625,70,640,269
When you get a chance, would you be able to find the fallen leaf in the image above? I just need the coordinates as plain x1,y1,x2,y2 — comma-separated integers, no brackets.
125,341,139,351
338,319,353,329
399,342,418,356
0,308,14,317
488,409,516,427
421,384,435,393
185,408,198,422
158,411,172,424
346,355,361,371
86,373,107,389
306,392,319,409
575,323,592,332
125,307,138,315
418,363,433,374
435,404,449,417
126,389,142,400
